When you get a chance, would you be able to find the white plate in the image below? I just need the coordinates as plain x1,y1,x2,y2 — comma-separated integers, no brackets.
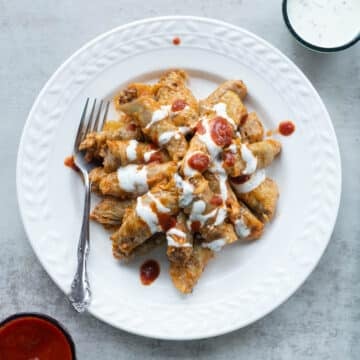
17,16,341,340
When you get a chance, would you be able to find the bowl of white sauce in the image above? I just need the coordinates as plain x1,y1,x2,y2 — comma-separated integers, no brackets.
283,0,360,52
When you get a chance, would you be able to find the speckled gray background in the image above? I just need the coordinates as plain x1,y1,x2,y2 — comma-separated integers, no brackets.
1,1,359,359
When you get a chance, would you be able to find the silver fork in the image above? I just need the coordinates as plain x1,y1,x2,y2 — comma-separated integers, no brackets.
68,98,110,313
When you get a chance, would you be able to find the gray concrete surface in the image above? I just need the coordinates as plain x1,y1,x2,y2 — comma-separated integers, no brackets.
0,1,359,359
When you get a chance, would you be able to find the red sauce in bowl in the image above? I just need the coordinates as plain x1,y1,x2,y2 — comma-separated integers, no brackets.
0,314,75,360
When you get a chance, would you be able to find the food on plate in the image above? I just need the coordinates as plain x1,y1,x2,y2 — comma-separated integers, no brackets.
72,69,285,293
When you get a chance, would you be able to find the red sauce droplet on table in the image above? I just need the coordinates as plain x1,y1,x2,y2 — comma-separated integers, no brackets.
231,174,251,184
210,195,223,206
223,151,236,166
171,99,187,112
172,37,181,45
0,316,73,360
157,213,177,231
188,153,210,172
210,116,234,147
191,221,201,232
64,156,79,172
278,121,295,136
140,259,160,285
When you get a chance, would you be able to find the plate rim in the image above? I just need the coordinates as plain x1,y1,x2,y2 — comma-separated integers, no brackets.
16,15,342,340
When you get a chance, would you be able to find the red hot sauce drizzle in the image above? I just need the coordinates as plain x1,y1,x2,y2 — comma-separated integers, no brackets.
191,221,201,233
223,151,236,167
278,121,295,136
188,153,210,172
171,99,187,112
210,195,223,206
195,121,206,135
148,151,163,164
231,174,251,184
140,260,160,285
157,213,177,232
210,117,234,147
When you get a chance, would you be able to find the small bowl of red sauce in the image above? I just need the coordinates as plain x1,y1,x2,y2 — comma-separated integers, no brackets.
0,313,76,360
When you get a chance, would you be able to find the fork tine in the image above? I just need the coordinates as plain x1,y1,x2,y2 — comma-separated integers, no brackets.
74,98,90,150
99,101,110,131
92,100,103,132
85,99,97,135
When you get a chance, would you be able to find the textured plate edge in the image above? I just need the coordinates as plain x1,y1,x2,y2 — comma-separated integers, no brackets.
16,15,342,340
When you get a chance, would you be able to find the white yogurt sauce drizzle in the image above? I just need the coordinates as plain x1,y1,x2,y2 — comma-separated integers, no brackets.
145,105,171,129
189,200,217,226
179,126,192,135
241,144,257,175
212,103,236,128
213,172,229,226
158,130,181,146
125,140,138,161
287,0,360,48
196,115,231,226
202,238,226,252
135,197,159,234
235,218,251,238
174,173,194,207
198,118,222,160
143,150,157,163
228,143,237,154
166,228,192,247
231,169,266,194
147,192,170,213
117,165,148,193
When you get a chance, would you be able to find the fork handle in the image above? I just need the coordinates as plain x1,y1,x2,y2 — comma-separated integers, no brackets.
69,173,92,312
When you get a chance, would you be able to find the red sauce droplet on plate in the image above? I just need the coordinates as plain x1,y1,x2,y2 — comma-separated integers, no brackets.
0,316,73,360
210,116,234,147
195,121,206,135
171,99,187,112
278,121,295,136
140,260,160,285
223,151,236,166
210,195,223,206
188,153,210,172
64,156,79,172
191,221,201,232
172,37,181,45
231,174,251,184
157,213,177,231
